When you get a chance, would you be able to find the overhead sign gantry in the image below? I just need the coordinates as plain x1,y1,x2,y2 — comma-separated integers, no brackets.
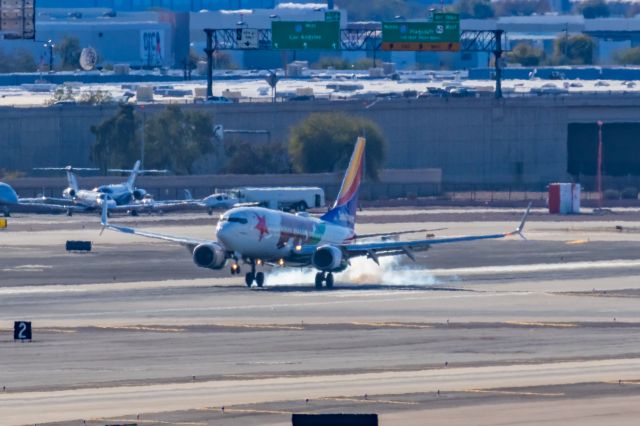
381,13,460,51
204,12,507,98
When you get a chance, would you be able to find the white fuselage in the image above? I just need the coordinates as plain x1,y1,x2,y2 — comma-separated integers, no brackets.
215,207,353,262
69,189,117,209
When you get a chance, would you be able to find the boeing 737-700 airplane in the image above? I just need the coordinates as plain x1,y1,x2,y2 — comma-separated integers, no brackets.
101,137,530,289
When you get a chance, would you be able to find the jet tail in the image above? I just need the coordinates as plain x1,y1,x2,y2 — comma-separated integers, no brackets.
126,160,141,191
320,136,366,230
66,169,79,192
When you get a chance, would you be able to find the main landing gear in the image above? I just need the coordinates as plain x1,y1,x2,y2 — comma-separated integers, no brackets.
315,271,334,289
243,260,265,288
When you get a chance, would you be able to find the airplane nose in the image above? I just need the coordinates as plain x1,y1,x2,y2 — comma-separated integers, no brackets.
216,224,233,247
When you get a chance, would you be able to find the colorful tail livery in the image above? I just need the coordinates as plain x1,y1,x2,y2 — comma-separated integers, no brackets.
321,136,366,229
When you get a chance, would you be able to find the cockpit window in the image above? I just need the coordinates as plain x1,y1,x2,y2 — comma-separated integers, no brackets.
220,215,247,224
228,217,248,224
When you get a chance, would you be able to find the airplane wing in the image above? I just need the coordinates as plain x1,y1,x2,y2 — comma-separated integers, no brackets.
100,202,210,248
21,196,74,205
354,227,446,240
342,204,531,263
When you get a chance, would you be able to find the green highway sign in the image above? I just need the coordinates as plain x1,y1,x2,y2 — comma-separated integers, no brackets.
381,13,460,51
325,11,341,22
271,21,340,50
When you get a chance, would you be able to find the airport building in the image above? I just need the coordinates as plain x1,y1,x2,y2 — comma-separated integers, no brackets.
3,4,640,70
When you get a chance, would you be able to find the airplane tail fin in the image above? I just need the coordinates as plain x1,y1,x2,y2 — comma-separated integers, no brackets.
320,136,366,230
126,160,141,190
66,170,79,192
184,189,193,200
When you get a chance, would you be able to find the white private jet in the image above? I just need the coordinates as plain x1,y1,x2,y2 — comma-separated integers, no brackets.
36,161,162,215
101,137,530,289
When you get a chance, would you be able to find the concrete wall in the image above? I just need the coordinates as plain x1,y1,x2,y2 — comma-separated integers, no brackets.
3,95,640,187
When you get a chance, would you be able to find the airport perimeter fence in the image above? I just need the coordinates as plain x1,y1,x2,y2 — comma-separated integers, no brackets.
441,183,640,205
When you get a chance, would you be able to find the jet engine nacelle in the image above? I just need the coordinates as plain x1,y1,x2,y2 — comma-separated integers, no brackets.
63,187,76,199
192,243,226,270
312,245,348,272
132,188,147,201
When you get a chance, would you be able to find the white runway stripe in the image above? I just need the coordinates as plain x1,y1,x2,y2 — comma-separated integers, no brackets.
428,259,640,276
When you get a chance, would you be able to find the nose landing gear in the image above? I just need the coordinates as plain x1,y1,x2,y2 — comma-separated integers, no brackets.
244,260,265,288
314,272,334,289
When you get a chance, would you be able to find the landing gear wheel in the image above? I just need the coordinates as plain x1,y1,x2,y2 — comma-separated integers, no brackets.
245,272,255,287
230,264,241,275
325,273,334,289
130,210,139,217
255,272,265,287
315,272,324,289
67,209,73,217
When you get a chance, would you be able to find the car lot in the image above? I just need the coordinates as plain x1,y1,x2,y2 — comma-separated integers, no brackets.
1,208,640,425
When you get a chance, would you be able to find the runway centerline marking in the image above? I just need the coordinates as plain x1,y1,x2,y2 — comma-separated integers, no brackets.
350,321,433,329
203,406,293,415
504,321,577,328
426,259,640,276
319,396,419,405
95,418,206,426
464,389,565,397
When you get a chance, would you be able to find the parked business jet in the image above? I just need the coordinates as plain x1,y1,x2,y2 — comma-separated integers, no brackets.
101,137,530,289
36,161,158,215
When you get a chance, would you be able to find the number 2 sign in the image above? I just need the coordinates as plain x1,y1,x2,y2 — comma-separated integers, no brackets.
14,321,32,341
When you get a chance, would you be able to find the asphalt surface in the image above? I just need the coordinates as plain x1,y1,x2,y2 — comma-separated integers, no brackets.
1,208,640,425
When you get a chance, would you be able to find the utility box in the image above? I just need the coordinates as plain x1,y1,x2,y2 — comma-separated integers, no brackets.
66,240,92,252
548,183,580,214
292,414,378,426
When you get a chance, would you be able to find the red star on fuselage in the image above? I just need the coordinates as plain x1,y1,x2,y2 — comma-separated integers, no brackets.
255,214,269,241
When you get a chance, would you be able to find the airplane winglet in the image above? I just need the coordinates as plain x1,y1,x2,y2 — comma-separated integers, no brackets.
511,202,532,240
100,201,109,235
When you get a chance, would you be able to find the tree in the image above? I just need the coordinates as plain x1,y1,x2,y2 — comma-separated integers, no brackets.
13,49,37,72
575,0,610,19
0,48,37,73
494,0,550,16
212,51,237,69
288,113,387,180
90,104,139,172
506,42,545,66
454,0,495,19
313,56,351,70
54,36,82,70
335,0,420,21
613,47,640,65
188,48,200,71
552,34,595,65
144,105,215,174
78,89,113,105
222,141,290,174
352,57,382,69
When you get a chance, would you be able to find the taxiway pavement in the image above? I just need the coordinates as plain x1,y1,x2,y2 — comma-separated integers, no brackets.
1,208,640,425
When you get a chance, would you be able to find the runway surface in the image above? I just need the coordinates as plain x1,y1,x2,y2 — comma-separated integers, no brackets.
1,208,640,425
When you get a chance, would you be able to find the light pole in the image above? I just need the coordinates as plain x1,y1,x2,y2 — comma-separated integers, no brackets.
43,39,55,71
596,120,604,208
140,105,146,169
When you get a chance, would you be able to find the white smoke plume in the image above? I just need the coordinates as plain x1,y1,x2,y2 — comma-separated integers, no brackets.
265,256,438,287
